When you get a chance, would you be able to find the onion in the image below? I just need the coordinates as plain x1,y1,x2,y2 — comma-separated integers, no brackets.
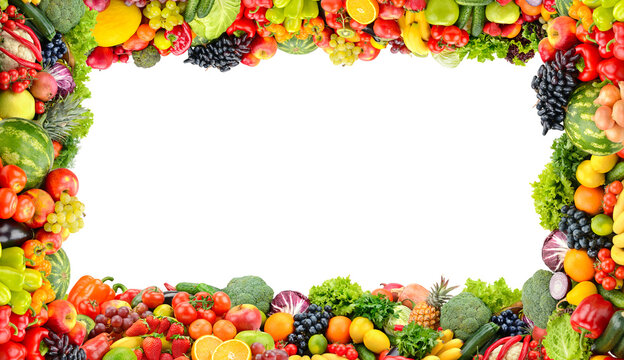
595,84,621,107
381,283,403,302
526,0,542,7
594,105,615,130
542,230,568,272
549,272,571,300
606,125,624,143
613,100,624,127
46,63,75,97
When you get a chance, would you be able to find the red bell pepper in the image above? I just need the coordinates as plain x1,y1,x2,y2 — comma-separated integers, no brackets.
242,0,272,8
0,341,26,360
595,28,615,58
10,312,34,343
245,6,268,24
570,294,614,339
226,17,257,38
81,333,112,360
165,23,193,56
28,308,47,328
0,306,16,345
576,43,601,81
599,57,624,83
613,22,624,61
576,24,594,43
114,284,141,304
23,327,48,360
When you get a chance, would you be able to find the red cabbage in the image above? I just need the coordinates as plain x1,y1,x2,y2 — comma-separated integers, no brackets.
47,63,75,97
269,291,310,315
542,230,568,272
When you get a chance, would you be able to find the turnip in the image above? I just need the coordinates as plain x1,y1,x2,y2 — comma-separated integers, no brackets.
30,72,58,102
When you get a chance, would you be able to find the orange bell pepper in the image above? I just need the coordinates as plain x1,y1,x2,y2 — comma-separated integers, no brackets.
517,0,541,16
67,275,115,309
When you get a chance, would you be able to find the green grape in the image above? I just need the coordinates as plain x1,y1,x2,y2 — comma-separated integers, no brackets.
335,51,345,60
57,213,66,224
161,8,172,18
60,193,71,204
73,208,83,217
150,0,161,7
64,205,73,213
353,47,362,55
149,17,162,29
346,42,354,50
44,223,53,232
337,37,345,45
166,0,177,9
54,203,64,213
67,214,77,224
47,213,58,224
51,224,62,234
77,218,85,228
330,34,337,40
336,44,346,51
329,40,337,48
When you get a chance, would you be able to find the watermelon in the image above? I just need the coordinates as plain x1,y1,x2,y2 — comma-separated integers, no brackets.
46,248,70,300
565,82,624,156
555,0,572,16
277,36,317,55
0,119,54,190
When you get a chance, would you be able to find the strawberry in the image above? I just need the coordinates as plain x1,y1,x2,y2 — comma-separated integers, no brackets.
146,316,161,333
171,336,191,358
166,322,185,341
134,349,144,360
142,336,163,360
160,353,174,360
126,320,150,336
157,317,171,334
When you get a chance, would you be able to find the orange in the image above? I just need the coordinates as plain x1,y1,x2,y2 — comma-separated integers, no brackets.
326,316,351,344
345,0,379,25
191,335,223,360
564,249,596,282
189,319,214,340
213,320,237,341
574,185,603,216
264,312,294,342
211,340,251,360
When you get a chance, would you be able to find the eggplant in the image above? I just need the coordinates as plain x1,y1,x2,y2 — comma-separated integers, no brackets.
0,219,33,248
164,291,178,306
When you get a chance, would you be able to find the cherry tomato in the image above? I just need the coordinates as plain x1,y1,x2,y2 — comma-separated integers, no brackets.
197,308,217,324
12,195,34,223
17,68,27,78
335,344,346,356
194,292,213,302
142,289,165,309
212,292,231,315
595,269,608,284
0,72,9,85
528,351,539,360
78,299,100,320
7,69,17,82
320,0,344,13
616,266,624,280
172,291,191,309
284,344,297,356
28,69,37,78
598,248,612,262
602,258,616,273
327,344,336,353
604,192,618,207
609,181,624,194
0,165,26,193
0,188,17,219
174,302,198,325
529,340,539,349
603,276,617,291
346,349,358,360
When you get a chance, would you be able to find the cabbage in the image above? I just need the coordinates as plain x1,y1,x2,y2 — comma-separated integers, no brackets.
383,305,411,337
47,63,75,97
269,291,310,315
542,230,568,272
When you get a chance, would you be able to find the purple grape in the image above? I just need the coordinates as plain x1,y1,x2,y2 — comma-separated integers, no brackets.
251,343,265,356
130,312,140,322
118,307,130,318
122,318,134,330
94,323,106,334
104,307,117,318
135,303,148,314
110,315,123,328
95,314,108,324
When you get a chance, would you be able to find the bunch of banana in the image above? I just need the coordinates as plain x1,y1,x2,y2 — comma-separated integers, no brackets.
610,194,624,265
398,11,430,57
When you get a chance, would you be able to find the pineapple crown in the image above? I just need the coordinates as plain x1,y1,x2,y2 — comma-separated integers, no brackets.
427,276,459,308
37,93,88,142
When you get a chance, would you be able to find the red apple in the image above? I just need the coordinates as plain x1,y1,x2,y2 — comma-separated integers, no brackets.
251,37,277,60
68,320,86,346
45,168,79,201
547,16,578,51
36,229,63,255
23,189,55,229
358,42,381,61
241,53,260,67
538,37,556,62
99,300,131,314
47,300,77,334
225,304,262,332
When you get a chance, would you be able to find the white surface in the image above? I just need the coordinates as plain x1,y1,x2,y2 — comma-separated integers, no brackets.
63,49,555,295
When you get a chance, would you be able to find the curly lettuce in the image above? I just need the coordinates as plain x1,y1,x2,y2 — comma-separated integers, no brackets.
463,277,522,314
532,163,575,231
308,276,363,316
543,312,592,360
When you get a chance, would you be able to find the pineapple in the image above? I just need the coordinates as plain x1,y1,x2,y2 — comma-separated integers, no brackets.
409,277,457,329
39,93,89,142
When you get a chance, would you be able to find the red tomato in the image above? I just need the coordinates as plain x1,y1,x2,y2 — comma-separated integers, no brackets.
211,292,231,315
320,0,344,13
172,292,191,309
609,181,624,195
603,276,617,291
371,288,393,300
142,289,165,309
78,299,100,320
197,309,217,324
604,193,618,207
0,188,17,219
194,292,213,302
0,165,26,193
602,258,616,273
174,302,198,325
284,344,297,356
615,266,624,279
12,195,34,223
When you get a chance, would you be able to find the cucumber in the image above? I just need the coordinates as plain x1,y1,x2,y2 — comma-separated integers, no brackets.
598,285,624,308
613,335,624,358
607,162,624,183
184,0,201,22
355,344,376,360
8,0,55,41
592,311,624,354
454,0,493,6
175,282,220,295
456,6,472,30
458,322,500,360
471,5,486,37
196,0,216,18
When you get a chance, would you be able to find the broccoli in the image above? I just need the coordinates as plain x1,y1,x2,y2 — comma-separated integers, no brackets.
522,270,557,329
223,276,274,314
38,0,85,34
439,292,492,341
132,46,161,69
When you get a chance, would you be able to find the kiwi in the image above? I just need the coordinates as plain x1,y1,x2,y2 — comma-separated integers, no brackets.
77,314,95,334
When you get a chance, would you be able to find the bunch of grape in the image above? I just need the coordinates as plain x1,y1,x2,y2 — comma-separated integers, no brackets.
252,347,289,360
91,306,141,338
44,331,86,360
491,310,527,337
389,38,409,55
559,204,613,258
44,192,85,235
143,0,184,31
125,0,150,6
287,304,334,355
327,34,361,66
42,33,68,67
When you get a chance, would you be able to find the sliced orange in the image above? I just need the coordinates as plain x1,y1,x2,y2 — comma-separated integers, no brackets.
211,340,251,360
346,0,379,25
192,335,223,360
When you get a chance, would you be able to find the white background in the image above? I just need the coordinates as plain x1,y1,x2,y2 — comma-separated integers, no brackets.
62,49,556,296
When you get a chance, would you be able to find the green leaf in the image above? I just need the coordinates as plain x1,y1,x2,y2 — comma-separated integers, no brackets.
543,312,592,360
189,0,241,45
463,278,522,314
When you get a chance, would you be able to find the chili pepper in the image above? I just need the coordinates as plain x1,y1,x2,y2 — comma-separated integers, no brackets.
576,43,601,81
13,22,41,53
571,294,615,339
21,241,44,267
482,336,512,360
0,27,41,62
81,333,112,360
9,290,31,316
165,23,192,56
23,327,48,360
496,335,521,360
67,276,115,310
0,248,26,271
226,17,257,38
0,267,24,292
599,57,624,83
10,312,32,342
517,335,531,360
22,269,41,293
595,28,615,58
0,341,26,360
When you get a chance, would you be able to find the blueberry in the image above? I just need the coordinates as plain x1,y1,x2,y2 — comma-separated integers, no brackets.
299,342,307,349
561,205,569,213
324,306,332,312
320,319,328,327
579,239,588,248
309,316,317,324
296,326,305,333
297,334,304,342
294,314,303,321
315,324,323,331
510,326,517,332
321,312,330,319
501,324,508,332
491,316,497,322
505,319,513,325
309,327,317,335
294,321,300,327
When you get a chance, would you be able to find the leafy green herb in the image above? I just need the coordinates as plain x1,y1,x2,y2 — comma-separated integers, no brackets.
395,322,440,359
463,278,522,314
543,312,592,360
308,276,363,316
352,293,398,329
550,135,587,182
190,0,241,45
532,162,575,231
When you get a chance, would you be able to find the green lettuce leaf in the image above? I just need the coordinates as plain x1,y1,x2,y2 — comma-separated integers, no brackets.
543,312,592,360
189,0,241,45
532,162,575,231
463,278,522,314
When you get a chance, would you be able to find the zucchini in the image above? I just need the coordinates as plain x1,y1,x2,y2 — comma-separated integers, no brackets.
355,344,376,360
613,334,624,358
598,285,624,308
175,282,220,295
196,0,216,18
8,0,55,41
471,5,485,37
454,0,493,6
455,6,472,30
184,0,201,22
592,311,624,354
457,322,500,360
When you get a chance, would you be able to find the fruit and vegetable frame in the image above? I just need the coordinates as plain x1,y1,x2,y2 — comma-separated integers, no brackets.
4,0,624,358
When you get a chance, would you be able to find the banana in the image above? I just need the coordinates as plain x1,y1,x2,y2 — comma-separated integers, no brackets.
111,336,143,349
615,233,624,247
405,10,417,25
613,246,624,265
615,193,624,219
398,15,407,36
403,23,429,56
438,348,462,360
320,354,341,360
414,11,430,41
614,211,624,234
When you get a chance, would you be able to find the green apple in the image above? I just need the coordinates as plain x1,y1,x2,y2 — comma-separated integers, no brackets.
0,90,35,120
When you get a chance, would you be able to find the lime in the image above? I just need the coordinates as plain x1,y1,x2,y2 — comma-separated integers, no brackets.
592,214,614,236
102,347,137,360
308,334,328,355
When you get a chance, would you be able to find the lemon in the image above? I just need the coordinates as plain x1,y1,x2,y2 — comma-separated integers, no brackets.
362,330,390,354
577,160,605,188
349,317,374,344
591,154,619,173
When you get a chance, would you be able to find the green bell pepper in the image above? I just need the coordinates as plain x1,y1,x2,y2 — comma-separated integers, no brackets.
23,269,42,293
0,282,11,306
301,0,319,18
583,0,602,8
284,17,301,33
615,0,624,21
9,289,31,315
425,0,460,26
604,0,618,7
0,247,26,271
484,1,520,24
284,0,304,19
593,6,615,31
0,266,25,291
274,0,291,8
266,7,286,24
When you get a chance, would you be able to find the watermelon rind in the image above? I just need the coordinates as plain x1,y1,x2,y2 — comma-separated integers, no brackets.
0,118,54,190
555,0,572,16
277,36,318,55
564,82,624,156
46,248,71,300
